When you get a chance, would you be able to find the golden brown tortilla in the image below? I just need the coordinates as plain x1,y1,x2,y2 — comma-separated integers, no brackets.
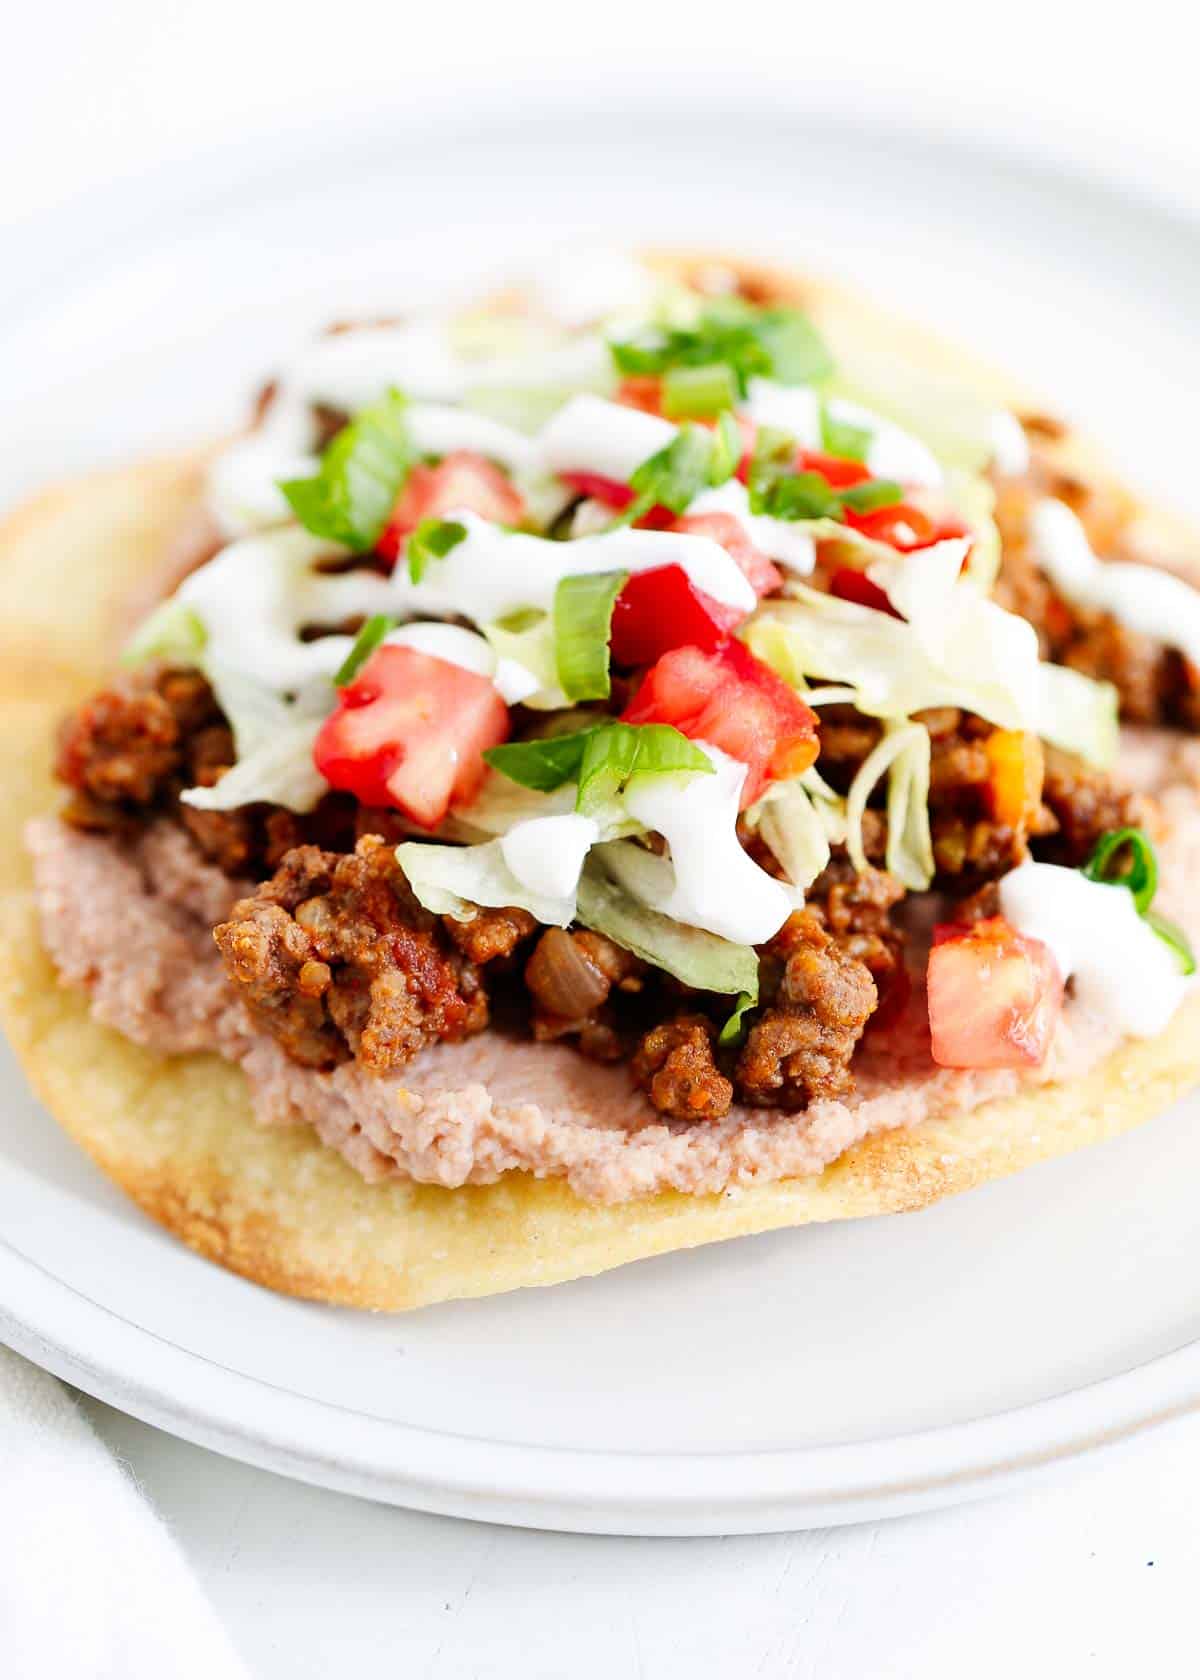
2,260,1199,1312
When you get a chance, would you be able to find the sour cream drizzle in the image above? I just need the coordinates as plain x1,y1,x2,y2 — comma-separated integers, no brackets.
177,511,756,694
208,325,611,535
500,813,600,902
622,745,795,945
1031,498,1200,670
998,861,1192,1038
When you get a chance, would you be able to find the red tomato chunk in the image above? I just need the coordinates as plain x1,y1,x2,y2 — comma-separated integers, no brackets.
377,452,526,564
609,565,739,667
672,511,782,599
622,639,818,807
313,645,509,829
927,916,1063,1070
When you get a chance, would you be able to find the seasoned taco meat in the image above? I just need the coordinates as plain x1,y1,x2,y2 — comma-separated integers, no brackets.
214,836,489,1071
632,1014,733,1121
736,910,878,1108
56,667,222,820
993,452,1200,729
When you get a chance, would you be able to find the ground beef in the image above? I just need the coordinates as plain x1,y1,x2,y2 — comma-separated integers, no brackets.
632,1015,733,1121
213,836,488,1072
444,905,537,966
992,452,1200,729
806,855,909,1028
1037,746,1146,866
56,667,220,818
56,666,364,874
736,910,878,1109
526,929,645,1062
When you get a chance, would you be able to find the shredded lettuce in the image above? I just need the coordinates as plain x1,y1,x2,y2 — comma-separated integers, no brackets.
180,666,334,814
483,612,565,710
746,767,848,892
842,720,934,890
396,838,578,928
944,468,1001,588
824,340,1002,473
577,846,759,997
746,542,1118,768
121,598,207,668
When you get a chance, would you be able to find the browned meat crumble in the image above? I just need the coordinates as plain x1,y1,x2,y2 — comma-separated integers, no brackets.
993,442,1200,729
736,911,878,1108
214,837,489,1071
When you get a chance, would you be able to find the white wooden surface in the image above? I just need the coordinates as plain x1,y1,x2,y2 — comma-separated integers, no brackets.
9,4,1200,1673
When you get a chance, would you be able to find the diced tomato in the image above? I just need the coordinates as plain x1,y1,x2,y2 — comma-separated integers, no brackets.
617,375,666,416
609,565,740,667
673,511,782,599
313,645,509,829
842,502,968,551
984,729,1045,830
927,916,1063,1070
794,448,872,489
377,452,526,564
622,638,818,807
828,567,901,617
558,471,636,510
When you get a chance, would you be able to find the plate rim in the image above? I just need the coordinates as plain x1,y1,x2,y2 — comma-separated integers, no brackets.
4,93,1200,1535
4,1230,1200,1536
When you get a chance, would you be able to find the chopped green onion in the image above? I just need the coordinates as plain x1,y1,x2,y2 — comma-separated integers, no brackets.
407,517,467,584
553,570,628,702
820,404,872,463
280,388,414,549
752,471,842,522
484,721,713,809
576,723,713,815
333,614,399,686
622,423,737,524
1145,910,1197,976
609,300,833,395
718,990,758,1047
708,411,744,484
662,362,739,419
1083,827,1158,915
838,479,904,515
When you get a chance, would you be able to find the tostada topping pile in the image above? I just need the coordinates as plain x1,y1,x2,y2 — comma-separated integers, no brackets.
46,253,1197,1158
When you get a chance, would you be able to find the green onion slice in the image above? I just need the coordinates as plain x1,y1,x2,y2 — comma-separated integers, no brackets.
609,300,833,394
553,571,628,702
662,362,739,419
1082,826,1158,914
838,478,904,515
333,614,399,686
484,721,713,810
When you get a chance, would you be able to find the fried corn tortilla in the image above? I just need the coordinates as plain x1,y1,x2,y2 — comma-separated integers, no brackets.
2,258,1199,1312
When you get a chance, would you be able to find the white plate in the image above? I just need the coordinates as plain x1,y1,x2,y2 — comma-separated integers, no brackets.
3,97,1200,1537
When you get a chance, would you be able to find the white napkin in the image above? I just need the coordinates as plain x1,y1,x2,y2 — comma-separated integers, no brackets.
0,1345,252,1680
